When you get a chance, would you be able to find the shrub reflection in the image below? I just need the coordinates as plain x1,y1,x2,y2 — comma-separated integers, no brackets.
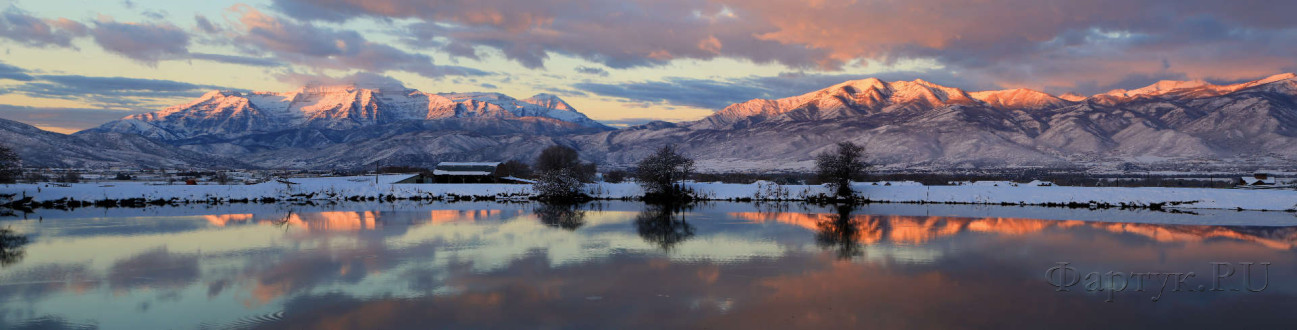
535,202,587,230
635,202,695,251
815,204,862,259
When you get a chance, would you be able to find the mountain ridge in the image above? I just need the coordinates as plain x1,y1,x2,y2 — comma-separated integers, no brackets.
586,72,1297,171
696,73,1297,129
7,73,1297,171
87,85,610,141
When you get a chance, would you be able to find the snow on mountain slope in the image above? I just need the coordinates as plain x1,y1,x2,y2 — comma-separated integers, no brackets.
0,117,241,169
54,72,1297,171
612,73,1297,171
694,78,985,129
1102,79,1211,98
89,85,609,141
969,88,1070,109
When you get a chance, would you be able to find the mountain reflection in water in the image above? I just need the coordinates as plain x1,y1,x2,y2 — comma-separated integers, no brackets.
2,202,1297,329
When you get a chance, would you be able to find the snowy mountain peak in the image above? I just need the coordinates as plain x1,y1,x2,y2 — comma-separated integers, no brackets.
201,90,243,98
298,84,359,93
696,77,988,128
698,72,1297,129
1092,74,1297,99
91,86,609,140
1249,73,1297,86
523,93,576,111
1137,79,1209,92
1058,93,1087,102
910,78,940,88
833,78,888,92
969,88,1068,109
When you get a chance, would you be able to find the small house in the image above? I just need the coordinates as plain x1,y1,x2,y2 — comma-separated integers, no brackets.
1238,173,1277,186
396,162,533,184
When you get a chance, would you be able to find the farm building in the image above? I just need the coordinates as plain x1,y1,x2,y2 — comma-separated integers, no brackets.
396,162,534,184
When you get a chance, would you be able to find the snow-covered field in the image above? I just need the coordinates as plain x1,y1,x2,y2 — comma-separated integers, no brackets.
3,175,1296,211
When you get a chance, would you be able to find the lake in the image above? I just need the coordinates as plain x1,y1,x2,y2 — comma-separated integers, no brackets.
2,201,1297,329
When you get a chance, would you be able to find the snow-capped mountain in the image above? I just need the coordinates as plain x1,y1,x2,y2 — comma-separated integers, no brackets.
89,84,608,141
42,72,1297,171
577,73,1297,171
0,117,241,169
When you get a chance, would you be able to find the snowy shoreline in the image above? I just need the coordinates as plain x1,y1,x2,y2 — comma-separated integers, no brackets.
2,175,1296,211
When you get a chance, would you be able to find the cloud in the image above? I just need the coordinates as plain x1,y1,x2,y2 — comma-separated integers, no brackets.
38,75,216,92
227,5,489,79
267,0,1297,94
1,74,233,109
273,0,831,70
598,118,674,127
575,66,609,77
90,18,191,64
0,61,34,81
0,104,147,132
575,71,993,110
0,6,88,48
194,15,221,34
273,71,409,90
189,53,282,67
575,78,772,109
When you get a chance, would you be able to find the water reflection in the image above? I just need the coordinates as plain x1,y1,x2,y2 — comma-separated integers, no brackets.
3,202,1297,328
731,208,1297,250
0,227,28,267
814,204,862,259
634,202,696,251
534,202,587,230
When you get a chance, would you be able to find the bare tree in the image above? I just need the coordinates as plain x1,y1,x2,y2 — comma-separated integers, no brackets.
0,228,29,267
534,168,587,201
213,171,231,185
0,144,20,184
815,204,863,259
58,170,81,184
534,203,586,230
634,203,695,251
535,145,595,181
634,145,695,201
533,145,595,201
497,160,534,179
603,169,629,183
815,142,868,200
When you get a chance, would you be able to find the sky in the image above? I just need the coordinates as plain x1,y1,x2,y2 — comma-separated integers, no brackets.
1,0,1296,133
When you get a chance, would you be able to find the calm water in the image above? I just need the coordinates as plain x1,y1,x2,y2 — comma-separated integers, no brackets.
2,202,1297,329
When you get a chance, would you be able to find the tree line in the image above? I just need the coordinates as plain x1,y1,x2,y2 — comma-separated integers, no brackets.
529,142,867,202
0,140,871,201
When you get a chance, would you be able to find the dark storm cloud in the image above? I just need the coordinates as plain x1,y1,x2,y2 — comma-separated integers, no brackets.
269,0,1297,93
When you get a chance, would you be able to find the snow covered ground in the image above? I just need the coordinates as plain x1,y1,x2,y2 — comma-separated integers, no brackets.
3,176,1296,211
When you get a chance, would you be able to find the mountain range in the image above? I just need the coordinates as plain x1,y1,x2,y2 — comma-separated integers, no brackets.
587,73,1297,171
5,73,1297,171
